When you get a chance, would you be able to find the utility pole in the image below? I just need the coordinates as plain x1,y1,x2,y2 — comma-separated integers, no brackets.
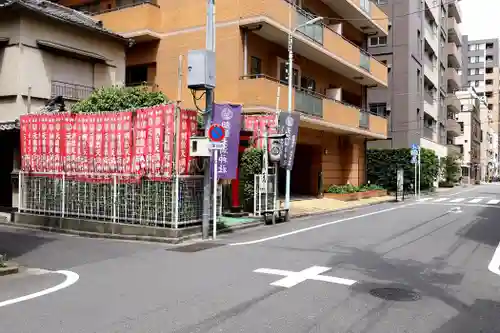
202,0,215,239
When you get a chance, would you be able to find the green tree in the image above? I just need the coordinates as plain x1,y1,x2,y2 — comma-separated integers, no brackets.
71,85,169,113
440,153,461,184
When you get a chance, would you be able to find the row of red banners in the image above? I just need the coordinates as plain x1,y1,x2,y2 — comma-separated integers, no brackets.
20,105,198,180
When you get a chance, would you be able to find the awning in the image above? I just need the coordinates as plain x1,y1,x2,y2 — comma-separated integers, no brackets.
0,37,9,47
36,40,107,63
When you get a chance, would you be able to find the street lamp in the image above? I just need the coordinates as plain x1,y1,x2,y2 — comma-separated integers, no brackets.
284,16,323,211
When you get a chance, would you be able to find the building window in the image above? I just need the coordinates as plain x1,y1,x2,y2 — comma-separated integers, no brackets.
368,36,387,47
486,55,494,61
469,56,485,63
250,56,262,75
369,103,388,117
486,67,493,74
125,65,149,85
417,69,421,93
488,104,493,110
300,76,316,92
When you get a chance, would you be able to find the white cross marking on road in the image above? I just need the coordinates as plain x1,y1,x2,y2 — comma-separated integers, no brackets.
254,266,357,288
450,198,465,203
468,198,483,203
417,198,432,201
434,198,448,202
487,199,500,204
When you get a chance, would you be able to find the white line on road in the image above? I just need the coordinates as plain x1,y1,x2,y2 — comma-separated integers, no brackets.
450,198,465,203
230,203,417,246
468,198,483,203
434,198,449,202
487,199,500,204
0,270,79,308
254,266,357,288
229,186,482,246
488,242,500,276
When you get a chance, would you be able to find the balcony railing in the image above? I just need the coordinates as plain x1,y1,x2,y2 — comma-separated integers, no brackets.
125,81,159,92
295,89,323,117
296,7,323,45
77,0,157,15
51,80,94,101
423,126,434,140
360,51,370,72
359,111,369,129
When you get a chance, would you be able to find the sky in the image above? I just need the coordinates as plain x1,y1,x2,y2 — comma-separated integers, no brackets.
460,0,499,40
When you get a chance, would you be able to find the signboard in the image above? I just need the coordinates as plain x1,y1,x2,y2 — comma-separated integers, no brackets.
278,111,300,170
411,143,419,151
211,103,242,179
411,155,417,164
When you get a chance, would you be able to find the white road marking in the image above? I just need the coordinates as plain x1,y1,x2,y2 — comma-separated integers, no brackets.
488,242,500,277
434,198,448,202
417,198,432,201
229,186,482,247
487,199,500,204
450,198,465,203
0,270,79,308
254,266,357,288
468,198,483,203
230,203,416,246
447,206,462,214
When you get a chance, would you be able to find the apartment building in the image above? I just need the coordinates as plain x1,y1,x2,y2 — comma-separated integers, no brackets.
367,0,462,162
56,0,390,195
461,37,500,178
453,87,484,183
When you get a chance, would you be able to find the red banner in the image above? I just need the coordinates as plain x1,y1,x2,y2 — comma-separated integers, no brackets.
178,109,198,175
133,105,175,180
243,114,277,148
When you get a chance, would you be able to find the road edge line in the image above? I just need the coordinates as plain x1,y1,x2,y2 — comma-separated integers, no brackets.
0,270,79,308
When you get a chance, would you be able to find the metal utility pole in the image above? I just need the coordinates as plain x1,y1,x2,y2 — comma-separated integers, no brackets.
202,0,215,239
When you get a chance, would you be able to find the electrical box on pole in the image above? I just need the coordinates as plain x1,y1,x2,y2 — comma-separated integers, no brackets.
187,49,216,90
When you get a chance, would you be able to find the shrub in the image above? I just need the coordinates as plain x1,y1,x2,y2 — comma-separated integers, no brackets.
367,148,439,191
440,153,461,184
239,148,263,212
326,184,384,194
71,85,169,114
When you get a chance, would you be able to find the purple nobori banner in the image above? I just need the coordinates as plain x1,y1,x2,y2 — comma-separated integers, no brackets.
211,103,242,179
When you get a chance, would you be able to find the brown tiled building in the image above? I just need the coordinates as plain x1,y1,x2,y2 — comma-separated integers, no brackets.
58,0,390,195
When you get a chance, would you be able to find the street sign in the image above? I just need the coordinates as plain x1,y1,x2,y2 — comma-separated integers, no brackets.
209,142,223,150
411,155,417,164
411,143,419,151
208,124,225,142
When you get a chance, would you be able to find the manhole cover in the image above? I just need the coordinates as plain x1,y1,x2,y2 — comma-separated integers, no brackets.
369,287,421,301
166,242,224,253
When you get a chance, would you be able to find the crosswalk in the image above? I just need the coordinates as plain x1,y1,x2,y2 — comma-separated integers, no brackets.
418,197,500,205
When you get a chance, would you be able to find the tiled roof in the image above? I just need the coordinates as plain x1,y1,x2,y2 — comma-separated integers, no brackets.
0,0,130,43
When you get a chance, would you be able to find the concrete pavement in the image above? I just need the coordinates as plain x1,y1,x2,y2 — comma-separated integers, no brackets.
1,185,500,332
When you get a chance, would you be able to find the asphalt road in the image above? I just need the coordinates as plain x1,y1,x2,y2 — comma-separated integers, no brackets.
2,184,500,332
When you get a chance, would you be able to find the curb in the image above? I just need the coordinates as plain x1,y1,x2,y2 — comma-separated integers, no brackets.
0,220,264,245
290,198,398,219
0,265,19,276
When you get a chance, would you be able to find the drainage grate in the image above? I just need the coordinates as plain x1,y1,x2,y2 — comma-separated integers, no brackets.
369,287,421,301
166,242,224,253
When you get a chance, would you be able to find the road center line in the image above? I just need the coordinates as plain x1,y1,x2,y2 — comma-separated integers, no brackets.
0,270,79,308
230,202,417,246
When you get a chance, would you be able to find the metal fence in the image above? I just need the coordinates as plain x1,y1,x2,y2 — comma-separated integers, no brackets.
254,174,278,216
18,171,222,229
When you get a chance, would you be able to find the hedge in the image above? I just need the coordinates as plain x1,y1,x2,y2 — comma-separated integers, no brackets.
239,148,263,212
367,148,439,191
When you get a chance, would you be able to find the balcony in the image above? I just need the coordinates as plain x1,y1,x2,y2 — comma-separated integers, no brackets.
445,94,461,113
238,75,387,137
445,67,460,92
446,43,462,68
423,126,436,141
51,81,93,101
94,1,161,42
448,0,462,24
447,17,462,46
319,0,389,35
447,144,461,156
446,118,461,137
239,0,388,87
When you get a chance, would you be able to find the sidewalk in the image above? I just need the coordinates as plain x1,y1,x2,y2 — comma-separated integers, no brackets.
289,195,395,218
